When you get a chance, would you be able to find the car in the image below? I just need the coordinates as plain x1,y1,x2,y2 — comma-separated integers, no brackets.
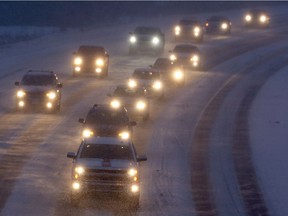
169,44,201,69
204,15,232,35
72,45,109,77
108,85,150,121
128,26,165,55
151,58,185,86
14,70,63,112
128,68,165,100
173,18,204,42
78,104,136,139
243,9,270,28
67,136,147,208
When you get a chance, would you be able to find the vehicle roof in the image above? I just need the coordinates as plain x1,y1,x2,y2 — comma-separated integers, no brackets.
25,70,55,76
83,136,131,146
208,15,230,21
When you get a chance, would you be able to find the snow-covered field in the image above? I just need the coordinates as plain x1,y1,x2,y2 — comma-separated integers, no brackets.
0,3,287,216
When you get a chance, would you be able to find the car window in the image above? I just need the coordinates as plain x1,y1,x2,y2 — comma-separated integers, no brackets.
21,75,56,86
135,27,160,35
78,46,105,55
79,144,134,160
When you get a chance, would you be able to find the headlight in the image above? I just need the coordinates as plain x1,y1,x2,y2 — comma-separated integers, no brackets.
194,26,201,33
128,168,138,177
136,101,146,110
259,15,267,23
46,91,56,100
119,131,130,140
17,90,26,98
75,166,85,175
191,55,199,62
110,100,121,109
96,58,104,66
221,22,228,30
128,79,137,88
152,36,160,45
173,70,184,80
131,184,139,193
130,35,137,43
245,14,252,22
82,129,93,138
170,54,177,61
174,25,181,35
153,81,162,90
74,57,82,65
72,181,81,190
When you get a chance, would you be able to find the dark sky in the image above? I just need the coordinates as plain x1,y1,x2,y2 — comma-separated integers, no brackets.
0,1,282,27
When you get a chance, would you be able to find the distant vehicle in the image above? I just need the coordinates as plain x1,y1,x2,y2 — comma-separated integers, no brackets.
204,16,232,35
128,68,165,100
72,45,109,77
67,136,147,208
78,104,136,139
128,26,165,55
244,9,270,28
151,58,185,86
14,70,63,112
173,19,204,42
169,44,201,69
108,85,150,121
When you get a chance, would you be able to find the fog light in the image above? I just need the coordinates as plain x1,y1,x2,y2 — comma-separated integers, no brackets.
96,68,102,73
18,101,24,107
72,182,80,190
46,102,53,109
75,67,81,72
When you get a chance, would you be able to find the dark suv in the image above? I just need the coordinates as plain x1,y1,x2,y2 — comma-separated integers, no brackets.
204,16,232,35
173,19,204,42
128,26,165,55
72,45,109,77
67,136,147,208
79,104,136,139
14,70,63,112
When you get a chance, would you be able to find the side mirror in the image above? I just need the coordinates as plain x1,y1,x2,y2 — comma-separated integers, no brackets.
67,152,76,159
130,121,137,126
57,83,63,88
78,118,85,123
15,81,20,86
137,155,147,162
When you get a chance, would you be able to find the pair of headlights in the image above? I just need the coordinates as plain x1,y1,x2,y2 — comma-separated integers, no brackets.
82,128,130,140
174,26,201,35
245,14,268,23
129,35,160,45
170,54,199,62
110,100,146,110
74,166,137,177
128,79,162,90
17,90,57,100
74,57,104,66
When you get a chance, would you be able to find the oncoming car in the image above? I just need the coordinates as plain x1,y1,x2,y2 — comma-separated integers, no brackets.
78,104,136,139
14,70,63,112
244,9,270,28
128,26,165,55
204,15,232,35
128,68,165,100
67,136,147,208
169,44,201,69
151,58,185,86
173,19,204,43
108,85,150,121
72,45,109,77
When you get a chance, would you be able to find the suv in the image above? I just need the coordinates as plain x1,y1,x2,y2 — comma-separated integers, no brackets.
128,68,165,100
173,19,204,42
128,26,165,55
169,44,201,69
67,136,147,208
14,70,63,112
204,16,232,35
108,85,150,121
79,104,136,139
72,45,109,77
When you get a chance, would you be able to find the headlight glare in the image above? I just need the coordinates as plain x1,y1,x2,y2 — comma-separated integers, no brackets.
130,35,137,43
128,79,137,88
136,101,146,110
170,54,177,61
110,100,121,109
46,91,56,99
96,58,104,66
221,22,228,29
153,81,162,90
17,90,26,98
260,15,267,23
128,168,138,177
75,166,85,175
152,36,160,45
74,57,82,65
245,14,252,22
82,129,93,138
119,131,130,140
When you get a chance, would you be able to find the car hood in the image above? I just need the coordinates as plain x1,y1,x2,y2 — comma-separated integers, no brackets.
18,85,54,93
76,158,136,170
